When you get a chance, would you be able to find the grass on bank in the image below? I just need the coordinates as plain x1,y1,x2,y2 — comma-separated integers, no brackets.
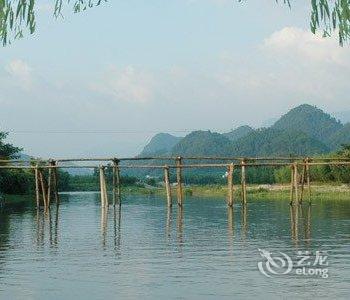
1,183,349,205
95,183,350,200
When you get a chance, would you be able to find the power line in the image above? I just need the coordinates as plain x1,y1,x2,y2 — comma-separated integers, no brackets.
5,129,222,134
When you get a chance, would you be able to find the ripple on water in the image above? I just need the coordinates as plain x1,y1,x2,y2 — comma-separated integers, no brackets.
0,194,349,299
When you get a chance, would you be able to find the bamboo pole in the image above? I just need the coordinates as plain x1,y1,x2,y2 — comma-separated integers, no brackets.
227,163,234,207
116,161,121,206
47,167,52,207
290,164,294,205
35,165,40,207
176,157,183,207
241,160,247,205
52,161,60,204
299,160,307,204
306,158,311,204
112,159,121,207
164,165,172,208
99,166,108,208
112,161,117,206
293,163,299,206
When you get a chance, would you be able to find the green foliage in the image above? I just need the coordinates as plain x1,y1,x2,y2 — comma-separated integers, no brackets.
309,0,350,45
145,177,156,186
0,131,22,158
223,125,253,141
2,1,350,46
329,123,350,150
0,130,28,194
0,0,105,45
272,104,342,143
274,166,291,184
57,170,71,190
0,169,33,194
140,133,182,156
171,130,232,156
232,128,330,156
66,173,139,192
273,144,350,184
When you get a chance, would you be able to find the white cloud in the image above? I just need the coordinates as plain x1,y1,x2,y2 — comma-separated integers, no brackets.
5,59,33,89
212,26,350,117
92,66,155,104
262,27,350,68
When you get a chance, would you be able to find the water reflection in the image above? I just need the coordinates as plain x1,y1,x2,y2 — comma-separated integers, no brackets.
241,205,247,239
177,206,184,248
113,206,121,254
227,207,234,237
35,206,60,248
101,207,108,248
290,205,299,245
31,198,314,252
166,207,172,239
1,195,349,299
289,204,312,246
227,207,234,255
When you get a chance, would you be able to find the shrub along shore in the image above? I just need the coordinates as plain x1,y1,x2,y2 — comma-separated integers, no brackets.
1,183,349,206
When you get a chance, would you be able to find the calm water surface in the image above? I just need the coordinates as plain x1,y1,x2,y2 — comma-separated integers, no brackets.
0,193,349,299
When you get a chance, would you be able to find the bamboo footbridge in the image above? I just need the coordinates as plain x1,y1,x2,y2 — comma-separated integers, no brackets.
1,155,350,210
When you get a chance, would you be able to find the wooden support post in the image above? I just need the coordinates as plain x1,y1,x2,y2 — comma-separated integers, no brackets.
294,163,298,205
290,164,294,205
112,159,121,206
47,166,52,207
241,159,247,205
103,168,108,207
299,159,307,204
176,156,183,207
99,167,104,207
164,165,172,207
35,165,40,207
306,158,311,204
227,163,234,207
52,161,60,204
99,166,108,208
290,163,299,206
114,159,121,207
112,161,117,206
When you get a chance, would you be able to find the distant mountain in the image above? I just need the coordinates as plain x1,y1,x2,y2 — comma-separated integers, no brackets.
17,153,33,161
223,125,254,141
231,128,329,156
136,104,349,165
171,131,232,156
329,123,350,150
272,104,342,142
14,153,92,176
140,133,182,156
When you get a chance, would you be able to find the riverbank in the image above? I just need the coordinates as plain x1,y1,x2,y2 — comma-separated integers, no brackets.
121,183,350,200
2,183,349,205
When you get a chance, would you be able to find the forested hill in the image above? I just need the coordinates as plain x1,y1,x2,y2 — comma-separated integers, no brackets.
138,104,350,157
139,133,182,156
271,104,342,142
223,125,253,141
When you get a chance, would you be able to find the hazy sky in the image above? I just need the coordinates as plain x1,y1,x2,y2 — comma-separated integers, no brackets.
1,0,349,158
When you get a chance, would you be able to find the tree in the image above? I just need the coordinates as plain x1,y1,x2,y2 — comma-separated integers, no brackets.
0,131,28,194
1,1,350,46
0,131,21,159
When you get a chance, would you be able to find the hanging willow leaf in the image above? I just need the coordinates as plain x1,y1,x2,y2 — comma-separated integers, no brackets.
0,0,106,46
1,1,350,46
